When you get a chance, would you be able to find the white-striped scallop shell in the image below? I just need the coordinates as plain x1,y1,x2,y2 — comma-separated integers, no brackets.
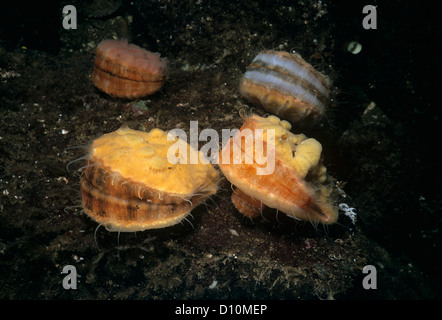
239,50,331,124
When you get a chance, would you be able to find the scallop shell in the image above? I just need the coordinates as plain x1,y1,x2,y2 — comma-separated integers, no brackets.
239,50,331,124
92,39,168,99
80,125,219,232
219,114,337,224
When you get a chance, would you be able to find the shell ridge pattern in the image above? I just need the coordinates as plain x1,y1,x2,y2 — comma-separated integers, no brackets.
253,52,328,97
219,115,338,224
80,126,219,232
245,67,325,110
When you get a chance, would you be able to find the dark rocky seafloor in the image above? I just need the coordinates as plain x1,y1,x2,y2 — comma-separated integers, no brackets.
0,0,440,300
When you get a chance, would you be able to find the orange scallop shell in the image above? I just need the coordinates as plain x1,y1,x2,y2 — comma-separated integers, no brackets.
80,126,219,232
219,114,338,224
92,39,168,99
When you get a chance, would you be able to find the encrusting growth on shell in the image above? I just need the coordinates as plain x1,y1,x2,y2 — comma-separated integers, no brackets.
80,125,219,232
219,114,338,224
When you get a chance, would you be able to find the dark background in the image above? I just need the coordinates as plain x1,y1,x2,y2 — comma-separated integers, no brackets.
0,0,440,299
